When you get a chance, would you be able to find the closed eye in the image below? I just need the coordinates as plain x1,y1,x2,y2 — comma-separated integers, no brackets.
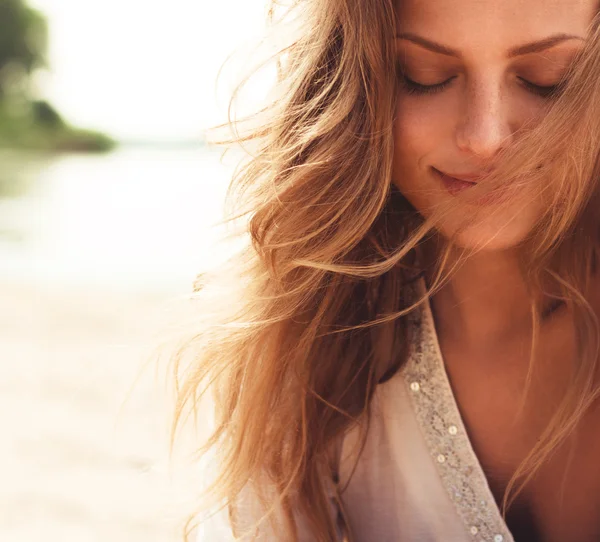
399,72,565,99
517,77,564,98
400,75,457,95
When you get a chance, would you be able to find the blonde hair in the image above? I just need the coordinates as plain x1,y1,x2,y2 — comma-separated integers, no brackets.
169,1,600,540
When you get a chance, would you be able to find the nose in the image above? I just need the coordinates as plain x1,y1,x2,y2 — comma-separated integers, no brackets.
455,80,513,160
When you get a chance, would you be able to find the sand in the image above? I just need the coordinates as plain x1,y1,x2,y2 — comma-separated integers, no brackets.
0,279,204,542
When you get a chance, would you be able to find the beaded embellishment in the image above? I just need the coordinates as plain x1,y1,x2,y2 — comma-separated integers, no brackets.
402,278,514,542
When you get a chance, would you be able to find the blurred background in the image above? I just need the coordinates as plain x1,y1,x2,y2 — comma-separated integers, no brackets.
0,0,270,540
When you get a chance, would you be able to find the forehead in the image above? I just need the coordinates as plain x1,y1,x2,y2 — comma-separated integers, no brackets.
396,0,597,51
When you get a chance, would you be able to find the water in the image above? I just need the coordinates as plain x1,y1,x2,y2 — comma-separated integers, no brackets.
0,146,242,541
0,148,240,542
0,146,237,294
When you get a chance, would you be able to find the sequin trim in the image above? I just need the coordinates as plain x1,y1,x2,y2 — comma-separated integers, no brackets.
402,278,514,542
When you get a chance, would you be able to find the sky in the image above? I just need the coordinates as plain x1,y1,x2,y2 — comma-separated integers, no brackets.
27,0,269,141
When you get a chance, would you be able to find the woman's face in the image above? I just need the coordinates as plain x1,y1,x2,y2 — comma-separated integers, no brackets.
392,0,595,250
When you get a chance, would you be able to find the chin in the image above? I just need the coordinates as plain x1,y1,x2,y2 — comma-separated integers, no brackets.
392,172,543,253
433,211,538,252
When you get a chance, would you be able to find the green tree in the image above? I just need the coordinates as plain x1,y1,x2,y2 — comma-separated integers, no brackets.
0,0,115,152
0,0,47,100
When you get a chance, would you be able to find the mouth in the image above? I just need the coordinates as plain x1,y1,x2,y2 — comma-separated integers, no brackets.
432,167,508,204
433,168,479,196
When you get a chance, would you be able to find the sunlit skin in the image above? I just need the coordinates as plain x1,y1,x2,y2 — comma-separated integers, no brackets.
392,1,600,541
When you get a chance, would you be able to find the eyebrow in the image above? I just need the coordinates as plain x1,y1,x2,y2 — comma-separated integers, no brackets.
395,32,585,59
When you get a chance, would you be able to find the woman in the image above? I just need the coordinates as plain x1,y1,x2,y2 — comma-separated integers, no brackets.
170,0,600,540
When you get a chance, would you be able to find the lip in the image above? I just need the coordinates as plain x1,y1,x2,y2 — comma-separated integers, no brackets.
433,168,491,183
433,167,505,204
435,171,476,197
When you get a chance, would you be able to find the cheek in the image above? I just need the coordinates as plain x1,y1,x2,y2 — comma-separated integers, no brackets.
392,98,451,198
391,100,445,225
393,97,453,173
510,96,550,128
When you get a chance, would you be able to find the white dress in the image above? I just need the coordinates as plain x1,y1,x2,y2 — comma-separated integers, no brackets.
195,277,515,542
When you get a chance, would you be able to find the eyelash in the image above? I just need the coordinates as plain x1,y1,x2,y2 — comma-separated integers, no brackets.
401,76,454,96
399,72,563,99
518,77,563,98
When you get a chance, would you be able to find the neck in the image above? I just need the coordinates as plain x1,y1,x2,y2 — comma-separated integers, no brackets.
421,241,563,350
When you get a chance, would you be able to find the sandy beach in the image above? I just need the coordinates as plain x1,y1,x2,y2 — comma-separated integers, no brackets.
0,147,238,542
0,278,206,542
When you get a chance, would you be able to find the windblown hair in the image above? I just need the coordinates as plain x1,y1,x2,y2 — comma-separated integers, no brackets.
169,1,600,540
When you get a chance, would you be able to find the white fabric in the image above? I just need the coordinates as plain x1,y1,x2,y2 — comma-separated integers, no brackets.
195,277,515,541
